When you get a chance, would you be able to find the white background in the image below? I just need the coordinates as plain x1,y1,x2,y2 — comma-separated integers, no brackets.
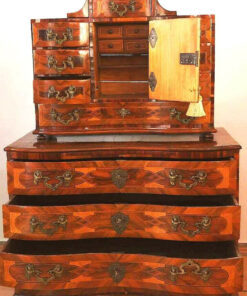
0,0,247,241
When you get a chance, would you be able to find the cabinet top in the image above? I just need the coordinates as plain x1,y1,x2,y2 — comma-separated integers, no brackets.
4,128,241,161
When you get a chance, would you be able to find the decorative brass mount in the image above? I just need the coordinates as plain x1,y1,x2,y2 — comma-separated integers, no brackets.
109,262,126,283
111,169,128,189
48,85,77,103
30,215,68,236
33,170,73,191
47,55,74,73
111,212,129,234
46,28,73,45
25,264,64,285
169,169,207,190
171,215,212,237
109,0,136,17
118,108,131,118
50,109,80,126
169,260,211,282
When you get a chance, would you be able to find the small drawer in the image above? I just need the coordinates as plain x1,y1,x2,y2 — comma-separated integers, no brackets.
33,50,90,76
7,159,238,196
98,25,123,39
124,39,148,53
123,24,149,38
3,195,240,241
33,79,91,104
32,21,89,48
0,239,243,294
98,40,124,53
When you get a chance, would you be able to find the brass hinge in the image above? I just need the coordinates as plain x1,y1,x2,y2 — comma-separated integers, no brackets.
180,51,199,67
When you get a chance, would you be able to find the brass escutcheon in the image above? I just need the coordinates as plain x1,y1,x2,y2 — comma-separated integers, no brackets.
111,169,128,189
111,212,129,234
108,262,126,283
30,215,68,236
169,169,207,190
46,27,73,45
118,108,131,118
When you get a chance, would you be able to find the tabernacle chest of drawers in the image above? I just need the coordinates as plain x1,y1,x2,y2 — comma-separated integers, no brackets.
32,0,215,137
0,128,243,296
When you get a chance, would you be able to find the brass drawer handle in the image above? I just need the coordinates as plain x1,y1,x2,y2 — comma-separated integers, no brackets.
48,85,76,103
109,0,136,16
25,264,64,285
50,108,80,125
111,169,128,189
47,55,74,73
169,169,207,190
33,170,73,191
170,108,194,125
46,28,73,45
111,212,129,234
109,262,125,283
30,215,68,236
171,215,212,237
118,108,131,118
169,260,211,282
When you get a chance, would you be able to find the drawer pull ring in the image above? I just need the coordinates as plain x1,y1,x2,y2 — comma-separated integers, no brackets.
170,108,194,125
109,262,126,283
48,85,77,103
109,0,136,17
118,108,131,118
169,260,211,282
48,55,74,73
111,212,129,234
111,169,128,189
46,28,73,45
33,170,73,191
169,170,207,190
30,215,68,235
50,108,80,125
25,264,64,285
171,216,212,237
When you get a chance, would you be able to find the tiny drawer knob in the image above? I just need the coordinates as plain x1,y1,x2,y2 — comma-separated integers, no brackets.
108,29,114,34
108,43,114,49
135,43,141,48
134,29,140,33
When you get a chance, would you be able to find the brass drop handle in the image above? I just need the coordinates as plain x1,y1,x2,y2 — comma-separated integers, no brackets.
33,170,73,191
25,264,64,285
109,0,136,17
50,108,80,126
169,260,211,282
46,27,73,45
30,215,68,236
48,85,76,103
169,169,207,190
170,108,194,125
47,55,74,73
118,108,131,118
171,215,212,237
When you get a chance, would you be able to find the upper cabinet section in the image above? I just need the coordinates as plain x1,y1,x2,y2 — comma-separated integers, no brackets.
32,21,89,48
68,0,177,18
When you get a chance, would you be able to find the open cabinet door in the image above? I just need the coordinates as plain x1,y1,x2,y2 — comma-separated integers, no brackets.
149,18,201,103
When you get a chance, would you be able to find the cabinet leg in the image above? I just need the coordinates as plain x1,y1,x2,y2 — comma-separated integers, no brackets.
199,133,214,142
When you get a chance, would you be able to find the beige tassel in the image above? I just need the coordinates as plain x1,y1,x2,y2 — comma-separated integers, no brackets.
186,96,206,117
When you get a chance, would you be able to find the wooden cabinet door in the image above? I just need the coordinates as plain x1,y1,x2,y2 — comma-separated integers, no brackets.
149,18,201,103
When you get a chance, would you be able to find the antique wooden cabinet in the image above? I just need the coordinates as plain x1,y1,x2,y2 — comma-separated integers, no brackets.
32,0,215,136
0,128,243,296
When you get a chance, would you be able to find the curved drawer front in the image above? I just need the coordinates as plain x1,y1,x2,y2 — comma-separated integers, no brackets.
7,160,238,196
3,203,240,241
0,244,243,294
33,80,91,104
37,101,212,131
34,50,90,76
32,22,89,48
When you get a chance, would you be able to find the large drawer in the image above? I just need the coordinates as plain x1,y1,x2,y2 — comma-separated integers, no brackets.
33,79,91,104
3,195,240,241
0,239,243,294
32,21,89,48
7,159,238,196
33,50,90,76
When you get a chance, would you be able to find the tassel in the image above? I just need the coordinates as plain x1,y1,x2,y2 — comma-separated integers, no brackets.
186,96,206,117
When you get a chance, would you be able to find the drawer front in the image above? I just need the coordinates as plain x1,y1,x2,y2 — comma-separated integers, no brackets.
33,79,91,104
93,0,150,18
37,101,212,130
3,203,240,241
98,40,124,53
98,26,123,39
32,22,89,48
34,50,90,76
124,39,148,53
0,251,242,294
123,24,149,38
7,160,238,196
